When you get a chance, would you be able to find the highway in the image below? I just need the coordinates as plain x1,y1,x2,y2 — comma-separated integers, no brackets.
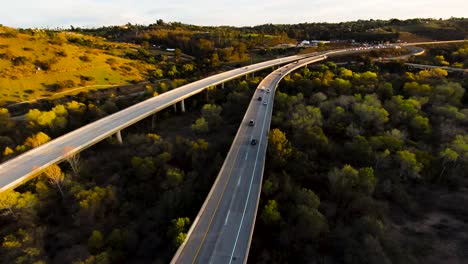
170,55,327,264
170,40,468,264
0,52,319,192
405,63,468,73
0,40,466,262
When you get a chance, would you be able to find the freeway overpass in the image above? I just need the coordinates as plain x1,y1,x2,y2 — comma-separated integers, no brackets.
170,55,328,264
0,52,321,193
0,39,466,262
170,40,468,263
405,63,468,73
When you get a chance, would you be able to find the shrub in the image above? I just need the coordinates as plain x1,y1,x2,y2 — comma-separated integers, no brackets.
78,55,91,62
11,56,28,66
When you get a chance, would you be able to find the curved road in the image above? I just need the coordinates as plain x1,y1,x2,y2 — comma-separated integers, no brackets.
171,39,468,264
170,55,328,264
0,52,320,192
1,40,466,193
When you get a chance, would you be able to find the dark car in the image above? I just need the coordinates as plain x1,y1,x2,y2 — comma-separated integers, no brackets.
257,96,262,101
250,139,257,145
249,120,255,126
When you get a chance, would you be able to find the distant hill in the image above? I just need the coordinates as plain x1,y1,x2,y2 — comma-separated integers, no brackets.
0,26,155,105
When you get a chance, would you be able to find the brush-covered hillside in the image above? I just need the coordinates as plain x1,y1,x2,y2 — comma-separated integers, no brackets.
0,26,156,105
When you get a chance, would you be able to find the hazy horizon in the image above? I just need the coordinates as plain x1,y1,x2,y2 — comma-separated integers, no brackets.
1,0,467,29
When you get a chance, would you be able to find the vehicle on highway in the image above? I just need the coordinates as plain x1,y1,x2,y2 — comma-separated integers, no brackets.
259,86,265,91
250,139,257,145
266,89,270,93
257,96,262,101
248,120,255,126
263,101,268,105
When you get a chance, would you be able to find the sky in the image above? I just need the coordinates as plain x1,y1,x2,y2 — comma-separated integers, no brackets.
1,0,467,28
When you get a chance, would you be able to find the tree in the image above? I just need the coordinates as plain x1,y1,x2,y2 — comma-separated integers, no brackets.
339,68,353,79
43,164,65,197
435,55,449,66
397,150,422,179
403,81,431,97
328,165,376,204
191,117,209,134
75,186,116,222
261,200,281,225
352,94,389,131
210,52,220,67
0,108,14,134
201,104,222,128
88,230,104,254
174,48,182,62
131,156,156,180
330,78,352,94
3,146,14,156
289,105,322,131
438,147,458,181
268,128,293,166
64,146,81,178
169,217,190,247
182,63,194,74
0,190,19,216
432,82,465,105
164,167,185,189
409,115,431,135
24,132,51,148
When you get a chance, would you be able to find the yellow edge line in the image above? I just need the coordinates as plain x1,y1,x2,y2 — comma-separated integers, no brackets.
191,138,244,263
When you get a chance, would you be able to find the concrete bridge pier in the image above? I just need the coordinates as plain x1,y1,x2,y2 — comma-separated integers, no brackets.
173,103,177,112
221,82,224,89
116,130,123,144
180,99,186,113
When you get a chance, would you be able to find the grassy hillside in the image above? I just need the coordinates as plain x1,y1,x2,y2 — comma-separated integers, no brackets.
0,26,155,105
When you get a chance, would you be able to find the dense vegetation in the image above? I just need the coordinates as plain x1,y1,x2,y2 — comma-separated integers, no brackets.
0,18,467,263
0,74,264,263
250,56,468,263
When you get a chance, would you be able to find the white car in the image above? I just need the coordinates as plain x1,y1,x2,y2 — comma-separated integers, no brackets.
263,101,268,105
266,89,270,93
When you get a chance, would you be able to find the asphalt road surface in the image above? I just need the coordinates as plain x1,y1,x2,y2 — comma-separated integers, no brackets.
1,40,465,193
171,55,327,264
0,52,318,192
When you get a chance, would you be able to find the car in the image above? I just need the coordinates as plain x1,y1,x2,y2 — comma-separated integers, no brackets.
248,119,255,126
257,96,262,101
294,60,299,64
250,139,257,145
263,101,268,105
266,89,270,93
244,66,248,69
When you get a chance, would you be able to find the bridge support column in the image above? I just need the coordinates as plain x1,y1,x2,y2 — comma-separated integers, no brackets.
180,99,185,113
221,82,224,89
173,103,177,112
116,130,123,144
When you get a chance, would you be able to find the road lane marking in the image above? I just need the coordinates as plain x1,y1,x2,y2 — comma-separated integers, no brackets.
237,176,242,187
191,129,244,263
244,151,249,160
228,86,271,264
224,210,230,225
